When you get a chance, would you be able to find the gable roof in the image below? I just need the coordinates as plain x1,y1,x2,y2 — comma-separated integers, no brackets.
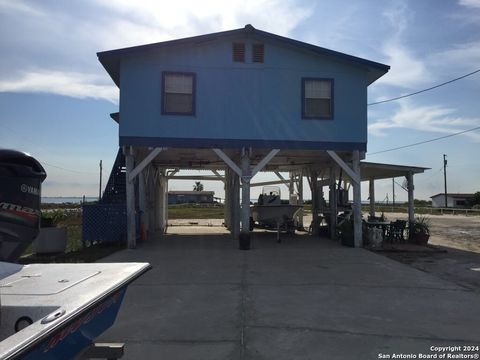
98,24,389,87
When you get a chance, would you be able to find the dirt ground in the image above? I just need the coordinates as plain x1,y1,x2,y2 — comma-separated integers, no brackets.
377,212,480,291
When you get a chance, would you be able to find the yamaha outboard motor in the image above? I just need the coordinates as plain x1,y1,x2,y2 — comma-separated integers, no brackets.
0,150,46,262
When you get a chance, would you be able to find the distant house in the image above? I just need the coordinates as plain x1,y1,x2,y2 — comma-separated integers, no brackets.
168,191,214,205
430,193,474,208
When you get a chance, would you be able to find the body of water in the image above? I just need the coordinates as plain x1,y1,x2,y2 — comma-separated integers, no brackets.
42,197,98,204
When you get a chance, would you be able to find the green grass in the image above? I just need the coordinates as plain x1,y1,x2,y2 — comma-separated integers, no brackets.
21,208,124,264
168,204,225,219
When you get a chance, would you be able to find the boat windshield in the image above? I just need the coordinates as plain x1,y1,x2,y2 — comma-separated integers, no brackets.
262,186,280,197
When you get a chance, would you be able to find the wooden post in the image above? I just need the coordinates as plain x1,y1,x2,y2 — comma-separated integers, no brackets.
240,149,251,234
154,167,162,232
329,166,337,240
98,160,102,201
369,179,375,219
297,170,304,228
224,168,231,230
144,166,153,237
158,169,167,233
407,171,415,224
352,150,362,247
310,170,319,236
139,170,146,239
232,171,240,240
164,172,169,232
124,147,136,249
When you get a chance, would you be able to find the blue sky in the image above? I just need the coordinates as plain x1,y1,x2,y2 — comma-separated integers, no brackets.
0,0,479,201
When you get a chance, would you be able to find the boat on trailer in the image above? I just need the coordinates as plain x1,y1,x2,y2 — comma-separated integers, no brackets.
0,150,150,359
250,186,303,241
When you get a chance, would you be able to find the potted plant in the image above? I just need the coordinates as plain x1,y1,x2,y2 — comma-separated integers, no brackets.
409,216,430,245
33,211,68,254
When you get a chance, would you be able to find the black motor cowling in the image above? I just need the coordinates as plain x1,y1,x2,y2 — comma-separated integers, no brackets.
0,149,46,262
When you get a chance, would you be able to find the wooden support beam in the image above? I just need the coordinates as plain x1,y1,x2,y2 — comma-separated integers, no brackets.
311,170,319,236
407,171,415,224
232,171,240,239
125,152,136,249
251,149,280,177
129,147,166,182
212,170,225,182
352,150,362,247
224,168,231,230
329,167,337,240
273,171,290,187
369,179,375,218
251,179,290,188
326,150,360,185
167,175,224,181
241,150,251,234
212,149,242,177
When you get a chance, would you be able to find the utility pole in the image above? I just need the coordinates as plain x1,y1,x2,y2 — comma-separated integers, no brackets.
392,178,395,208
443,154,448,208
99,160,103,201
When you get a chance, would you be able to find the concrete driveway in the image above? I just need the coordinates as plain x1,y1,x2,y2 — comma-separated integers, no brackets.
99,226,480,360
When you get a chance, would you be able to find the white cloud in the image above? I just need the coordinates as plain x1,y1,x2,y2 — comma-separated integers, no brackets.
375,2,431,89
459,0,480,8
381,1,411,39
0,70,118,103
92,0,313,39
376,43,431,88
0,0,313,101
433,41,480,71
369,100,480,141
0,0,45,17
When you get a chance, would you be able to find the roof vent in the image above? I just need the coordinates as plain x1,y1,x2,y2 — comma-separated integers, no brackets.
232,43,245,62
252,44,264,63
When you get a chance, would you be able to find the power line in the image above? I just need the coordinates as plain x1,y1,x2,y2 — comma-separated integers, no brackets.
0,123,96,175
40,161,96,175
368,126,480,155
368,68,480,106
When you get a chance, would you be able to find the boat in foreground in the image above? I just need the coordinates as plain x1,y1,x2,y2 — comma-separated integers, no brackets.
0,150,151,359
0,261,150,360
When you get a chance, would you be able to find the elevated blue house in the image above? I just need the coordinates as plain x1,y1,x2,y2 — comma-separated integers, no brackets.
97,25,426,249
100,24,387,151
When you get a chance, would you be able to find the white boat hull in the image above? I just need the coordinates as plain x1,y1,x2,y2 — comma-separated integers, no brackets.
0,261,150,360
251,205,302,227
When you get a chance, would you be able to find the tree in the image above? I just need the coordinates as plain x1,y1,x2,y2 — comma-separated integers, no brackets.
193,181,204,191
470,191,480,207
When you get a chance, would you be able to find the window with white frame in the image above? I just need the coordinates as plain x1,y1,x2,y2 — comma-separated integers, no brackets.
302,78,333,119
162,72,195,115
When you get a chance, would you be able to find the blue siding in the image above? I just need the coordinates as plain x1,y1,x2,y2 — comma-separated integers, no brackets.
119,36,368,150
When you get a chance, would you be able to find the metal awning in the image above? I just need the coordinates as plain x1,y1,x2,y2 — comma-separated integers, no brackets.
360,161,429,181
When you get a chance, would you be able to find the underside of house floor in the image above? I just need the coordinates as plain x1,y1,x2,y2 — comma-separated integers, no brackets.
98,227,480,360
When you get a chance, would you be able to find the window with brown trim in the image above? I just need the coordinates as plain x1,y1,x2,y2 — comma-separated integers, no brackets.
162,72,196,115
302,78,333,119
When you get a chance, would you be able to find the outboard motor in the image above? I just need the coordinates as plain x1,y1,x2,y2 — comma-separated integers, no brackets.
0,150,46,262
